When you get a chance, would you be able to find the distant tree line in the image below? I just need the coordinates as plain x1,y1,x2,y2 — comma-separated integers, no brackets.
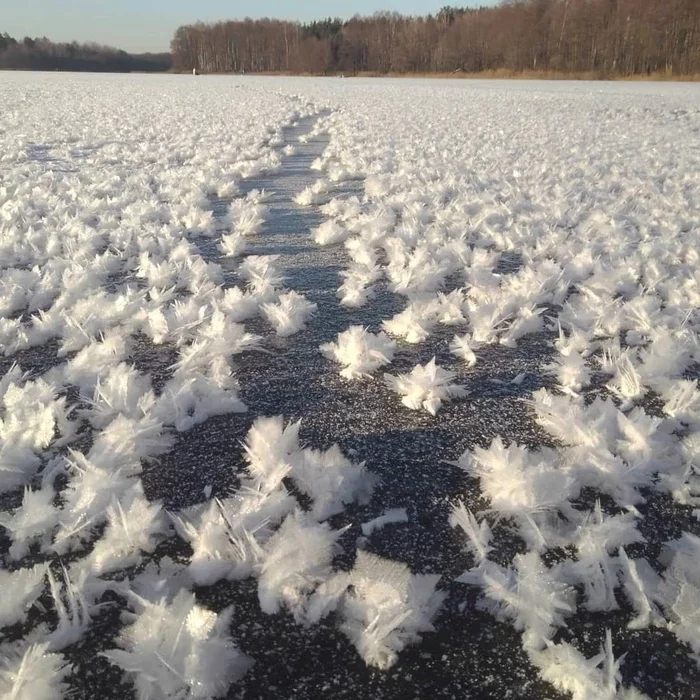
171,0,700,77
0,32,171,72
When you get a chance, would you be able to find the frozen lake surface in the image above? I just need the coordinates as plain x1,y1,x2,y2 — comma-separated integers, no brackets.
1,72,700,699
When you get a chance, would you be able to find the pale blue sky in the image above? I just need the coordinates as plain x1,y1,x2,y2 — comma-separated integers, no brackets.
2,0,497,53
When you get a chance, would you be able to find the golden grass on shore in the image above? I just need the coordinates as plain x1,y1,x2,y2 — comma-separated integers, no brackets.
351,69,700,82
180,68,700,82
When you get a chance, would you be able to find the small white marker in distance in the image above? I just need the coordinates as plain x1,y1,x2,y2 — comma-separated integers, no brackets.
204,485,213,499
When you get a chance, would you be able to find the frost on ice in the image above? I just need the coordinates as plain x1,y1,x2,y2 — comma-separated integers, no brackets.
1,72,700,698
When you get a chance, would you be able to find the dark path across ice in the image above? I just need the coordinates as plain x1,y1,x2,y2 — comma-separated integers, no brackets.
133,115,700,700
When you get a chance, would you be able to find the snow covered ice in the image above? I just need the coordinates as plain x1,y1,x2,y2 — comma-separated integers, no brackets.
1,72,700,699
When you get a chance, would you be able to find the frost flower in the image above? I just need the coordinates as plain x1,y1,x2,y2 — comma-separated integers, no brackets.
384,358,466,415
104,591,253,699
320,326,396,379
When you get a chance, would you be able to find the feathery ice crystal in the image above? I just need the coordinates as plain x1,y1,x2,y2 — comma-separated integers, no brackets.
385,357,466,415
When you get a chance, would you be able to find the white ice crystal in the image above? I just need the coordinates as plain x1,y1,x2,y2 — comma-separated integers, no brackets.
228,199,266,236
294,180,329,206
290,443,378,521
172,489,294,586
261,290,317,337
657,533,700,666
53,451,140,554
219,231,247,258
0,485,59,559
384,358,466,415
242,415,301,494
217,286,260,322
154,371,247,432
382,300,439,344
662,379,700,424
544,352,591,396
459,552,575,651
46,564,109,650
320,326,396,379
0,563,47,628
561,501,645,612
605,351,646,410
84,361,155,428
530,630,648,700
529,389,671,507
360,508,408,536
258,510,344,617
339,551,445,669
337,263,381,307
88,414,174,470
450,333,478,367
104,590,253,699
436,289,467,326
459,437,576,548
0,638,69,700
312,219,350,246
238,255,285,299
86,484,167,575
0,372,75,493
617,547,664,629
307,551,445,669
449,501,492,563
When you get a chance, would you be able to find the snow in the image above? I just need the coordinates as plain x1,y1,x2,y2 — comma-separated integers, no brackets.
1,72,700,698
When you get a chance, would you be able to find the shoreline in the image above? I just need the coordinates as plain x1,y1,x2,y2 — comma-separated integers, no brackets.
182,69,700,82
2,68,698,82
